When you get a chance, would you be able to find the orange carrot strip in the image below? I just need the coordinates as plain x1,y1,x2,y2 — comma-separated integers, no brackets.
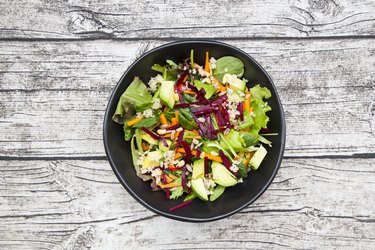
171,118,177,126
163,106,169,113
183,74,188,82
159,182,181,189
142,142,149,151
204,51,210,72
174,152,183,159
127,116,144,126
175,111,179,124
177,148,222,163
160,113,168,125
184,90,198,95
164,174,173,183
244,91,251,112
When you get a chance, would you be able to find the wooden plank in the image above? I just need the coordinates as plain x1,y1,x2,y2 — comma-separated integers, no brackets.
0,158,374,249
0,0,375,39
1,39,374,157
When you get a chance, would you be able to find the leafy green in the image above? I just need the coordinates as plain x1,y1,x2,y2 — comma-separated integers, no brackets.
112,77,153,124
123,123,133,141
182,93,197,103
250,85,271,99
237,163,248,178
213,56,244,82
240,132,258,147
165,108,198,130
193,80,216,99
132,110,161,129
170,186,183,200
240,110,254,130
166,59,178,68
249,85,272,134
151,63,178,81
224,130,244,152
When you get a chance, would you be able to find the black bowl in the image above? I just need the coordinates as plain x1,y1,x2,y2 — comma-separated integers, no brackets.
103,40,286,222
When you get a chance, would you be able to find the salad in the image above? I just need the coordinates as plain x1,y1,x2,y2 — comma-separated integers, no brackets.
112,50,274,210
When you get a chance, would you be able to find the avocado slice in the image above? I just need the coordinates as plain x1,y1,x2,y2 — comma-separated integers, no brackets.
141,133,158,145
223,74,246,91
142,150,163,169
158,139,171,152
211,162,237,187
193,80,216,99
191,178,208,201
209,185,225,201
249,145,267,170
159,80,175,108
192,159,205,180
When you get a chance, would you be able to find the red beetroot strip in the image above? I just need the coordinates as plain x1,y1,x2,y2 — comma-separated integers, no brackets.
169,200,193,212
161,173,170,199
141,127,168,147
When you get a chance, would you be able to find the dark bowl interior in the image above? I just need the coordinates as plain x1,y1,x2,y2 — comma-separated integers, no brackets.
103,40,286,222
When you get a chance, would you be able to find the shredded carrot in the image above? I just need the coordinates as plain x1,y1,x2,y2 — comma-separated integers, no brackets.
160,113,168,125
204,51,211,73
127,116,144,126
175,111,179,124
163,106,169,113
159,182,181,189
184,90,197,95
174,152,183,159
184,135,202,139
164,174,173,183
244,91,251,112
177,148,222,163
142,142,149,151
163,133,171,138
168,173,179,180
183,74,188,82
171,117,177,126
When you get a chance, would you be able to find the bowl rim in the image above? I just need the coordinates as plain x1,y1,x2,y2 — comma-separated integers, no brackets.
103,39,286,222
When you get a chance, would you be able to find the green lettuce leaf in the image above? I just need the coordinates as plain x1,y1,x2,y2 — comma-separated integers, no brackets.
249,85,272,134
213,56,244,82
237,163,248,178
112,77,153,124
165,108,198,130
151,63,178,81
170,186,183,200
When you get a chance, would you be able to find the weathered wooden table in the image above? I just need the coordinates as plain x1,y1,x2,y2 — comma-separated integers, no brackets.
1,0,374,249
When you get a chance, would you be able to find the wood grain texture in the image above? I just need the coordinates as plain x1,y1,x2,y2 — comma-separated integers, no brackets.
0,158,374,249
0,0,375,39
0,39,374,157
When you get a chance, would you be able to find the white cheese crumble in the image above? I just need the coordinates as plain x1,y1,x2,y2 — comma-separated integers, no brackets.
237,178,243,183
147,74,163,92
151,168,162,184
230,164,239,173
151,98,162,109
186,164,193,172
197,117,206,123
209,57,217,69
142,109,153,118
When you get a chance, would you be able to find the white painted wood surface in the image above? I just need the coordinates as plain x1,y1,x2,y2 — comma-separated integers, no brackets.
0,0,374,249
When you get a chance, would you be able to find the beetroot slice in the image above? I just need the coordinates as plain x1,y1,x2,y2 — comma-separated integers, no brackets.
169,200,193,212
